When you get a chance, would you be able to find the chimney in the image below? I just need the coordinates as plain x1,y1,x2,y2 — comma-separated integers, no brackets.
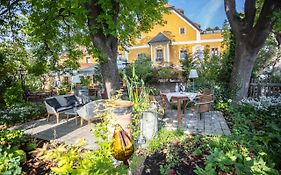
177,8,184,15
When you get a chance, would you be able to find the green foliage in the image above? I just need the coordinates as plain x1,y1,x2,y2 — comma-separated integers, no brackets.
0,129,30,175
147,129,184,153
80,77,92,87
58,81,71,95
3,81,24,108
0,129,28,147
157,67,174,80
38,112,128,174
197,101,281,174
125,57,154,84
0,148,22,175
0,104,46,125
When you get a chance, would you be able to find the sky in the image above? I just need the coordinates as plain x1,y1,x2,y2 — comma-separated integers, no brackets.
168,0,245,30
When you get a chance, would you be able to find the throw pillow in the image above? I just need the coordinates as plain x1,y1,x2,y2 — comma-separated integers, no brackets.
65,95,80,106
46,98,61,110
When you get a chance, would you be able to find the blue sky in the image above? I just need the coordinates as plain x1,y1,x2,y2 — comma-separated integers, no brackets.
168,0,245,29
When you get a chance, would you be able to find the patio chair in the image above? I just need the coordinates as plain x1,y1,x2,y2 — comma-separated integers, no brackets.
76,100,106,126
195,93,214,120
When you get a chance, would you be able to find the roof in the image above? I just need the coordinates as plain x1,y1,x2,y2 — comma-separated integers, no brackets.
171,7,202,32
148,32,171,44
79,63,95,69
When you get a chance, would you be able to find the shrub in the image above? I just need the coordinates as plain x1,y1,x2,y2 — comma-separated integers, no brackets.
3,81,24,108
125,57,153,84
157,67,173,80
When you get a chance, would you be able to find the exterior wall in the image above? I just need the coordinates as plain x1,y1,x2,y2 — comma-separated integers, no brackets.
128,47,151,63
200,33,223,40
134,10,199,46
79,55,97,64
126,7,224,66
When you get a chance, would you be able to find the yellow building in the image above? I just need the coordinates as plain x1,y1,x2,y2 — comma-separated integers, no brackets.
123,5,224,67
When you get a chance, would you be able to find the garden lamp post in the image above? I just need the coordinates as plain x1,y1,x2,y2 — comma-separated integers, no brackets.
188,69,198,92
17,65,27,99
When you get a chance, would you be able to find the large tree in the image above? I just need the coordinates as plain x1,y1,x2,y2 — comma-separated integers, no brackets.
224,0,281,101
27,0,167,98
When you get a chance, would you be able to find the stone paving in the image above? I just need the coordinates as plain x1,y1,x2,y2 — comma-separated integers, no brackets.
11,110,230,149
161,110,231,135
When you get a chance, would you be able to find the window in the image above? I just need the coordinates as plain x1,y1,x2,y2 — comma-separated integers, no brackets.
86,57,91,63
136,34,142,39
156,49,163,62
210,48,219,56
180,49,188,61
137,53,145,59
179,27,185,34
193,46,204,60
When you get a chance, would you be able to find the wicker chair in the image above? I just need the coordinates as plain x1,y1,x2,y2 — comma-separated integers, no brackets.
195,93,214,119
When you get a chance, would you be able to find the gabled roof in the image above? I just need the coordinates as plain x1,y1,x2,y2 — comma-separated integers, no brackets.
148,32,171,44
171,7,202,32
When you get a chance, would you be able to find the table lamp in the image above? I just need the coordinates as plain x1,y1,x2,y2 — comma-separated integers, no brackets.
188,69,198,92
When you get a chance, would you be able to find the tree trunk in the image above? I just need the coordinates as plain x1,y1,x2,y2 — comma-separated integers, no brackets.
230,43,259,101
100,49,121,99
90,36,121,99
85,1,121,99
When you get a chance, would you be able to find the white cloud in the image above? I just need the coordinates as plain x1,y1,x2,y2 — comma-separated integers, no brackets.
199,0,223,29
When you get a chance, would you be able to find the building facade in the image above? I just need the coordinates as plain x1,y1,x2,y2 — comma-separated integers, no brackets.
123,5,224,66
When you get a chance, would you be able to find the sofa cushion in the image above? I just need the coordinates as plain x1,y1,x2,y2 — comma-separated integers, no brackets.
57,106,73,112
46,98,61,110
65,95,80,107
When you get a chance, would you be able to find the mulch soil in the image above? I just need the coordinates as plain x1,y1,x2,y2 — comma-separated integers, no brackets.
142,141,208,175
21,138,52,175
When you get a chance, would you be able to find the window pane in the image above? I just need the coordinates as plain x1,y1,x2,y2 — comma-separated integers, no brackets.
180,27,185,34
156,49,163,62
180,49,188,60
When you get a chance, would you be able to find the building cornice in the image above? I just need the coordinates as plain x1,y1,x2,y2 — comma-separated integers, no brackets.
127,38,224,50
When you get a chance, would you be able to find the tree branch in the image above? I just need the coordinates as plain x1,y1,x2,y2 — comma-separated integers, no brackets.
0,0,22,16
224,0,242,38
244,0,256,30
251,0,277,47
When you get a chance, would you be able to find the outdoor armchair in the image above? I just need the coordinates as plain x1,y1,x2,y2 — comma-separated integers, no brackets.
195,93,214,120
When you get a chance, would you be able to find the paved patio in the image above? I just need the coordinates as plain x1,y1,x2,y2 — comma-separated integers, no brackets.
10,110,230,149
161,110,231,135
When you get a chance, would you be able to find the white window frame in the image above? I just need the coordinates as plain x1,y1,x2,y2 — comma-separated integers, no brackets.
210,47,219,56
192,45,204,60
155,48,164,62
179,48,188,61
137,53,145,59
86,57,91,64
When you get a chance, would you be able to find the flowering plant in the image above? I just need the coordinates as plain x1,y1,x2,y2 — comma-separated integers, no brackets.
241,96,281,111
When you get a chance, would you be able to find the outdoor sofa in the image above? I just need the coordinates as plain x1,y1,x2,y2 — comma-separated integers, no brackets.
44,94,84,123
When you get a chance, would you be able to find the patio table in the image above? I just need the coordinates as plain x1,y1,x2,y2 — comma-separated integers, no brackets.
64,108,80,125
164,92,198,125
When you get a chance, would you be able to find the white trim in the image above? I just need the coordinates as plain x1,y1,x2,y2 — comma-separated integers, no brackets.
179,48,188,61
125,50,128,61
166,44,170,64
150,46,153,63
172,39,223,45
127,39,223,52
154,46,165,63
172,10,200,41
128,45,150,50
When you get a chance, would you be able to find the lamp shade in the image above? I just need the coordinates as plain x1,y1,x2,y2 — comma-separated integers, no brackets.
188,69,198,79
72,75,81,83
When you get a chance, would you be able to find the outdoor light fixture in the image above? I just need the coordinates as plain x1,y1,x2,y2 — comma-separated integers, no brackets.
188,69,198,92
17,65,26,99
